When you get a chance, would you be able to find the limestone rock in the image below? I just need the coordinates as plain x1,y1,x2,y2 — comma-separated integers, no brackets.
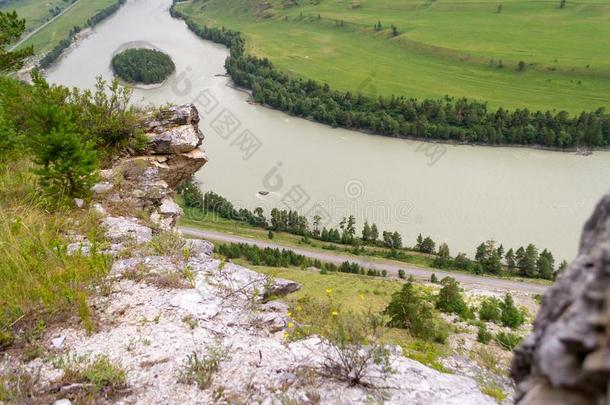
102,217,153,244
204,260,301,299
512,191,610,404
91,182,113,195
147,125,201,154
142,104,200,134
186,238,214,258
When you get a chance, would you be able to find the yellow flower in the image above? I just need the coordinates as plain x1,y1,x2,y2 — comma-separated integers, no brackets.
283,332,289,339
288,322,294,328
359,294,365,301
332,311,339,316
326,288,333,295
287,311,292,317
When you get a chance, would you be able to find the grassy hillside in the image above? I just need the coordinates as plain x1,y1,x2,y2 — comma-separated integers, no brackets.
176,0,610,113
4,0,117,54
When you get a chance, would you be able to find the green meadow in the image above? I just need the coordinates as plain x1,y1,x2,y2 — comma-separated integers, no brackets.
3,0,117,54
0,0,69,32
176,0,610,112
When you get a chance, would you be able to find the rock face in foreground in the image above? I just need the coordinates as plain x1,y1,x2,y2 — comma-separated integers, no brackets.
512,191,610,404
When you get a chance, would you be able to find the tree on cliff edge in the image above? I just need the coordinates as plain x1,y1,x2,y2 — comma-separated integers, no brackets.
0,11,33,72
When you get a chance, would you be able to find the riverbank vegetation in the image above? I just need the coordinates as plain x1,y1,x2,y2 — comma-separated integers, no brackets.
179,183,564,281
172,0,610,149
111,48,175,84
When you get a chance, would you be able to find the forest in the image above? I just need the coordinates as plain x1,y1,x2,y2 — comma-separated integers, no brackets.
111,48,175,84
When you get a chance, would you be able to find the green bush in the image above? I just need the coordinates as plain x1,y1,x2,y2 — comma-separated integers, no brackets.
179,346,225,390
33,121,98,199
478,297,502,323
57,355,127,398
178,179,204,208
435,277,472,319
288,295,391,386
500,293,525,329
384,281,449,343
477,323,493,344
495,331,523,351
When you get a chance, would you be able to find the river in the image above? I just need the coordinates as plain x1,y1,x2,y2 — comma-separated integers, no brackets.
46,0,610,262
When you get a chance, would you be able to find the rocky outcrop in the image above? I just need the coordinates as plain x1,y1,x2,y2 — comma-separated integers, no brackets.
512,191,610,404
91,104,207,229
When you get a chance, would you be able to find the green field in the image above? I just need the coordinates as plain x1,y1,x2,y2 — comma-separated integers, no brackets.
3,0,117,55
176,0,610,113
0,0,70,32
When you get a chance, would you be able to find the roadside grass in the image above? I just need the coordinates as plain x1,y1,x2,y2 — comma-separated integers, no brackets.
0,159,111,348
177,0,610,112
236,260,449,370
16,0,118,55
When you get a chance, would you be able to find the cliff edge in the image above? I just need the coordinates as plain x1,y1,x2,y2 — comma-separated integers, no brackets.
1,105,495,404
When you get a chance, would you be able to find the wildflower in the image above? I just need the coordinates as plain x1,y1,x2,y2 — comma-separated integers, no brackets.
288,322,294,328
326,288,333,295
359,294,365,301
287,311,292,317
332,311,339,316
283,332,289,339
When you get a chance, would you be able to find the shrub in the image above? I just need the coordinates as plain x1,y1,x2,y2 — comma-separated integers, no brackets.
398,269,405,279
500,293,524,329
478,297,502,323
179,346,225,390
288,295,392,386
33,121,98,199
57,355,127,399
435,277,470,318
384,281,448,343
430,273,438,283
477,324,492,344
178,179,204,208
495,331,523,351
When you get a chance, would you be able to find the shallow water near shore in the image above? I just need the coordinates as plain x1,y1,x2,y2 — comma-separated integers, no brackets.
46,0,610,261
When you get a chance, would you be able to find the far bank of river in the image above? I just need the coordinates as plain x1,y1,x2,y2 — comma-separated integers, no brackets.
45,0,610,262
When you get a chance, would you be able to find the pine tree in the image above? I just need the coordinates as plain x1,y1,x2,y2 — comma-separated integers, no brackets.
0,10,33,72
438,243,450,258
500,293,524,329
361,221,371,243
370,223,379,243
33,112,98,199
537,249,555,280
505,248,516,269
